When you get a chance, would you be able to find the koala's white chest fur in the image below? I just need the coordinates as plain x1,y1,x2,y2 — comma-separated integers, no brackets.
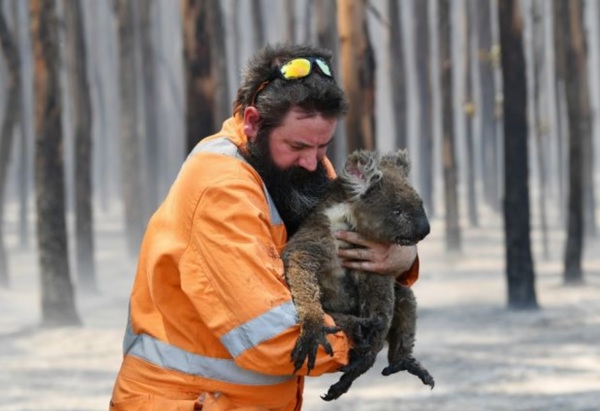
323,202,356,279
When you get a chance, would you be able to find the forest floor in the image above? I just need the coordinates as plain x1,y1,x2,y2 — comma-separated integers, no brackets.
1,202,599,411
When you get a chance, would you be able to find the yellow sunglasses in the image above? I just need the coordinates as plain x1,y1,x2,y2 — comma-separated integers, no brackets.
251,57,333,105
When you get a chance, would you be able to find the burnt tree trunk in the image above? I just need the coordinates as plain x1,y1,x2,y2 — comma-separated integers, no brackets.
182,0,228,152
285,0,295,43
560,0,587,284
498,0,538,309
251,0,265,49
0,1,21,288
64,0,96,293
439,0,461,252
115,0,145,257
465,0,478,227
315,0,344,169
415,0,434,217
388,0,407,150
338,0,376,151
31,0,81,325
139,1,160,212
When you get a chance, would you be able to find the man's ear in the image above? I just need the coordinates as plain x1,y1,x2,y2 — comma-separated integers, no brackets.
243,106,261,142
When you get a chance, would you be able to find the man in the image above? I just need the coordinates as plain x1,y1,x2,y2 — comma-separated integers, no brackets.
109,44,419,411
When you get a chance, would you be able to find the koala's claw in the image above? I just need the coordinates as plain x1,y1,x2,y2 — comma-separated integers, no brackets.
382,357,435,389
292,325,341,374
321,374,353,401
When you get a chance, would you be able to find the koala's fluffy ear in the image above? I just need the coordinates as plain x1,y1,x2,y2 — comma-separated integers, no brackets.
341,150,382,200
380,149,411,176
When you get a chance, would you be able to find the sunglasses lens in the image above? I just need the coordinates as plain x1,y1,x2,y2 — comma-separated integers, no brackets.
280,58,311,79
315,59,332,77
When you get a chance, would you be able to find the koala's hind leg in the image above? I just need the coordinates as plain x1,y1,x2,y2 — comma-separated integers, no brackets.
383,284,435,389
322,275,395,401
329,312,385,350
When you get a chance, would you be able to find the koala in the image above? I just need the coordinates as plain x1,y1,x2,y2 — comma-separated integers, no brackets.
282,149,434,401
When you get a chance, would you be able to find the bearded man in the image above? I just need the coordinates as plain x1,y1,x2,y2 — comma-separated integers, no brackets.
109,44,419,411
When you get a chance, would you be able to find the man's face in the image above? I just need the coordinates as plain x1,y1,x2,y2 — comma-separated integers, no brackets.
243,109,336,235
267,109,337,172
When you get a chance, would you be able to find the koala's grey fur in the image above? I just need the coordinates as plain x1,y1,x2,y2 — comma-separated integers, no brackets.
283,149,434,401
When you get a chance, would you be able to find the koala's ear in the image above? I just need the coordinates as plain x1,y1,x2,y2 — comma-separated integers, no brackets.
341,150,382,200
381,149,411,176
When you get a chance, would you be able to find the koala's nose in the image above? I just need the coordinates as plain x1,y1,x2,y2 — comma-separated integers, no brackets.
417,216,430,241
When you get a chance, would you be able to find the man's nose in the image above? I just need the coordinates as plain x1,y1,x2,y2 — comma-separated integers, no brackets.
298,153,318,172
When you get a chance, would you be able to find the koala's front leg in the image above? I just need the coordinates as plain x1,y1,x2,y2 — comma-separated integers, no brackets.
283,247,340,374
384,284,434,388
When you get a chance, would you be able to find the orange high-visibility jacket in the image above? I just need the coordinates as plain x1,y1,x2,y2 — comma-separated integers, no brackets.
110,115,419,411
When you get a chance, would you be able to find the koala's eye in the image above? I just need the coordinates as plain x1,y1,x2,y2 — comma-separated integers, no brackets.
393,209,403,216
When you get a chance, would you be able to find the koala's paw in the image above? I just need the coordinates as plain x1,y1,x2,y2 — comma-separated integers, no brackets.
321,370,355,401
291,323,341,375
322,350,374,401
382,357,435,389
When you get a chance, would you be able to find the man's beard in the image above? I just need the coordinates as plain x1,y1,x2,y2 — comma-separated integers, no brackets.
242,130,332,236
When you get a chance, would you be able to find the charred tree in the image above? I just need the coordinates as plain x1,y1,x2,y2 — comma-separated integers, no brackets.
388,0,407,150
285,0,295,43
439,0,461,252
559,0,588,284
31,0,81,325
64,0,96,293
338,0,376,151
251,0,265,49
0,1,21,288
464,0,478,227
139,1,160,212
498,0,538,309
182,0,228,153
415,0,434,217
315,0,344,169
115,0,145,257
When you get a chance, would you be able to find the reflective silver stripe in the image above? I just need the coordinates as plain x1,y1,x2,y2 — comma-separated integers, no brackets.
187,137,283,226
124,321,294,386
188,136,242,158
220,301,298,358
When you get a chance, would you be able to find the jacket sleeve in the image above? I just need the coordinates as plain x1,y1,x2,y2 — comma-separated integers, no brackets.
179,175,349,377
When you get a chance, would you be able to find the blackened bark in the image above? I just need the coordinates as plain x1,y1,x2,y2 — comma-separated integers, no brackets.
439,0,461,252
388,0,407,150
115,0,145,257
0,1,21,288
498,0,538,309
560,0,586,283
315,0,344,169
415,0,434,217
465,0,478,227
251,0,265,48
184,0,229,146
31,0,81,326
65,0,96,293
139,1,160,211
338,0,376,152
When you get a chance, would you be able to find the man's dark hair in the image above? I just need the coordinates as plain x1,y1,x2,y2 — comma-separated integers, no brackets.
233,44,349,130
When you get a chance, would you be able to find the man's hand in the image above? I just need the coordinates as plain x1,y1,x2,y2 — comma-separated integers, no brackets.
334,231,417,277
